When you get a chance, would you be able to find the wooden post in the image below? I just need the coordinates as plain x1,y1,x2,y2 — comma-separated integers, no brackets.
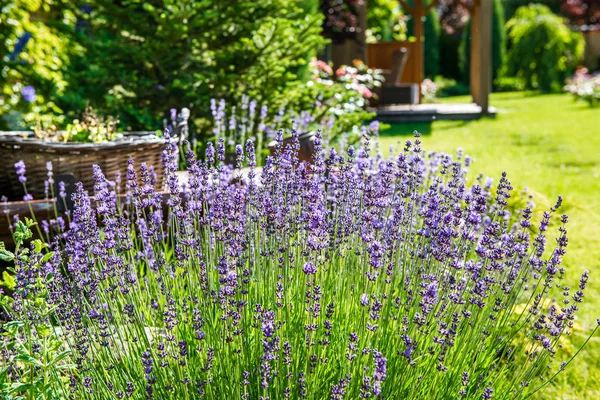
414,0,424,94
357,0,368,63
398,0,439,103
470,0,492,113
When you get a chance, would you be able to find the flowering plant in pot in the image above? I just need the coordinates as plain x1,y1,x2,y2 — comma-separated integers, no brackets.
32,106,121,143
0,108,188,201
0,129,597,399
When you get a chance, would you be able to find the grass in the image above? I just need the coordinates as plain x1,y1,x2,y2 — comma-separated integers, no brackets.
378,92,600,399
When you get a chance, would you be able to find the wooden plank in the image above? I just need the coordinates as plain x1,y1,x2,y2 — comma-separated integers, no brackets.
374,103,497,123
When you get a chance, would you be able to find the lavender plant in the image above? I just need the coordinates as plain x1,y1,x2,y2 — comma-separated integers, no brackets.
208,61,380,165
0,129,597,399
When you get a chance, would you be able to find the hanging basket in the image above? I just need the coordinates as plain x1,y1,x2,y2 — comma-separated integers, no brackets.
0,131,166,201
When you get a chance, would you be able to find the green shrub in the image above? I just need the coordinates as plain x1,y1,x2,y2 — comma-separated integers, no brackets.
459,0,506,86
504,4,585,92
424,7,441,78
1,1,327,134
433,76,470,97
366,0,407,42
503,0,560,22
493,76,527,92
439,34,462,81
0,1,74,130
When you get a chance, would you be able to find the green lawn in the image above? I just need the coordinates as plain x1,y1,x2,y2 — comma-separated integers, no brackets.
378,92,600,399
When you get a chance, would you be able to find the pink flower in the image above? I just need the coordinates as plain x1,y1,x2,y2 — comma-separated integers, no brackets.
318,62,333,75
360,86,373,99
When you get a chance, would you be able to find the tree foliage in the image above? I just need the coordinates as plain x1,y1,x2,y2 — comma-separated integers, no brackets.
424,7,441,78
505,4,585,92
503,0,560,22
1,1,328,134
561,0,600,28
0,0,76,130
366,0,407,43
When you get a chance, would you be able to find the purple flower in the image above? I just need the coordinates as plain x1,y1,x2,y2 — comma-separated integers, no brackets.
14,160,26,183
372,350,387,396
217,138,225,162
360,293,369,306
482,387,493,399
205,142,215,164
21,86,36,103
303,262,317,275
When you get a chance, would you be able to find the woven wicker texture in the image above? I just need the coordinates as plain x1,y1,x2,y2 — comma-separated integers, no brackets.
0,132,165,201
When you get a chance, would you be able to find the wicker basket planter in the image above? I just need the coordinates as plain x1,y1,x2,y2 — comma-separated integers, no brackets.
0,131,165,201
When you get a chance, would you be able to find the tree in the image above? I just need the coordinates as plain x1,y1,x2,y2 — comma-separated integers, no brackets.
505,4,585,92
3,1,327,133
0,0,75,130
424,7,441,78
503,0,560,22
437,0,470,35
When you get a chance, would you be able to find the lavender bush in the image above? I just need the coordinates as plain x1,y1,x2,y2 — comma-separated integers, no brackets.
208,61,382,165
0,129,597,399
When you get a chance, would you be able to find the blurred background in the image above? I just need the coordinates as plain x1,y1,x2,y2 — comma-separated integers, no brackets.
1,0,598,133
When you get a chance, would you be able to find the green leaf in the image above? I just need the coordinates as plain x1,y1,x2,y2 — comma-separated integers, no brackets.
14,354,43,367
35,324,51,338
9,382,34,393
40,252,54,263
33,239,43,254
0,243,14,261
14,220,33,244
0,271,16,291
2,321,25,334
47,350,72,367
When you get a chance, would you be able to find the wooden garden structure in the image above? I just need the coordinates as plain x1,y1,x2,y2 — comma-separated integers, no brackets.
395,0,491,111
335,0,493,114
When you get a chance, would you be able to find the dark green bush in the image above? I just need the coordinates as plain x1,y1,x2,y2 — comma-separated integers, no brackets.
2,1,327,134
439,34,462,81
434,76,470,97
459,0,506,86
504,4,584,92
424,7,441,78
493,76,527,93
